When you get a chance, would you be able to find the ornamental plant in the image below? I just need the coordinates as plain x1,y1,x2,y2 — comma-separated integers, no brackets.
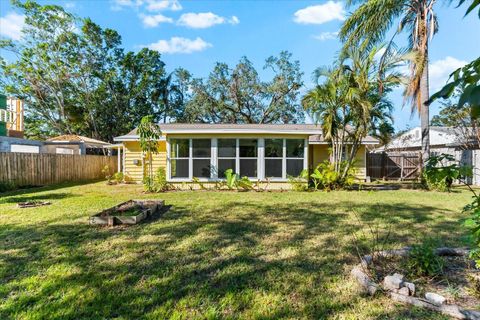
423,153,472,192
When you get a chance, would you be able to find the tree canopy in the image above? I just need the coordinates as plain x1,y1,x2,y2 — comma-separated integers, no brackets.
181,52,304,124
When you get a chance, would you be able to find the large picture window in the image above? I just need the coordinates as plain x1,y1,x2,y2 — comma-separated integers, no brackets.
264,139,283,178
192,139,211,178
239,139,258,178
170,139,189,178
168,137,305,181
217,139,236,178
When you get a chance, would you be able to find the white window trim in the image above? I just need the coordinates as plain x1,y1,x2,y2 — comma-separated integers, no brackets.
167,137,308,182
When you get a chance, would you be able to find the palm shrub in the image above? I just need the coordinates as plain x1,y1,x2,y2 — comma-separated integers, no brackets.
302,45,403,182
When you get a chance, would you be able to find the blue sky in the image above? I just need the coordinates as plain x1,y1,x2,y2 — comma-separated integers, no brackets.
1,0,479,131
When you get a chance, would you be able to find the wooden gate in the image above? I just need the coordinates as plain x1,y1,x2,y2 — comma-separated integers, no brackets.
366,152,421,180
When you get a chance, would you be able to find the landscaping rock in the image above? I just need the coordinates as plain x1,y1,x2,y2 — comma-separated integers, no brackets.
398,286,410,296
383,274,404,290
425,292,446,305
392,273,405,281
404,282,415,296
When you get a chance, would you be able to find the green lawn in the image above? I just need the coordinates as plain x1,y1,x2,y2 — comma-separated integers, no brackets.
0,182,473,319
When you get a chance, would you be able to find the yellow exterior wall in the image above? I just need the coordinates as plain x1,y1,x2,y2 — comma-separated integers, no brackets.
310,144,366,180
123,141,167,182
122,136,367,184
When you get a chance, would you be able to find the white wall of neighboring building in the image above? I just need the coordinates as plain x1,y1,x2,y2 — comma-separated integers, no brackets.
385,127,463,151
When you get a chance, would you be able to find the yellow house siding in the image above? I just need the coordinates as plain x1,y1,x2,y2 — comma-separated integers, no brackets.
310,144,366,180
123,141,167,182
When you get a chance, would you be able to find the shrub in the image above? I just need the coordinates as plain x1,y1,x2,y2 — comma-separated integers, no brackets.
224,169,237,190
113,172,124,184
311,161,356,191
153,167,170,192
423,153,472,191
405,239,444,277
101,165,113,184
288,169,309,191
464,194,480,267
0,181,16,193
237,176,254,190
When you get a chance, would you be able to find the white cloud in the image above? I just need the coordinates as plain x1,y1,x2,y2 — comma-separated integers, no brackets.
0,12,25,40
146,0,182,11
64,2,76,9
178,12,239,28
140,13,173,27
145,37,212,54
111,0,181,11
429,56,467,91
229,16,240,25
313,31,338,41
294,1,345,25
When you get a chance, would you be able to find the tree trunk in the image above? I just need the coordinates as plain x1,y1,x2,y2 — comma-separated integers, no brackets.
420,49,430,166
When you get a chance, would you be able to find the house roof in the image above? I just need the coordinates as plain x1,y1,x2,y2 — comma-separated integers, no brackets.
47,134,110,146
114,123,379,144
380,126,475,151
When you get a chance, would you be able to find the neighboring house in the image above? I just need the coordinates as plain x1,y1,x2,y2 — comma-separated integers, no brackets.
380,126,480,185
46,135,111,155
113,123,378,189
380,126,471,154
0,134,111,154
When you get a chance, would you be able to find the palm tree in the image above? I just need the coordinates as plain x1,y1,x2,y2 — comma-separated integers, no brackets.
340,0,439,166
303,46,404,177
157,72,183,123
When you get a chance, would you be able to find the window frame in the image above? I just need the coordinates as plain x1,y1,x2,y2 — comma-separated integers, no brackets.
167,136,308,182
217,138,237,179
168,138,190,180
191,138,212,179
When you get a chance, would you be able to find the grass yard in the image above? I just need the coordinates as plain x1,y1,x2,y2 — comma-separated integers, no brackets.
0,181,474,319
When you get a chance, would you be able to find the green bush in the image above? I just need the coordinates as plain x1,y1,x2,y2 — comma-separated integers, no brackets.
405,239,444,277
310,161,356,191
113,172,124,184
101,165,113,184
0,181,16,193
423,153,472,191
464,195,480,267
153,167,169,192
287,169,309,191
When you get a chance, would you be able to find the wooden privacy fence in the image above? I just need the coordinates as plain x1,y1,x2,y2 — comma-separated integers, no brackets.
367,152,421,181
0,153,117,186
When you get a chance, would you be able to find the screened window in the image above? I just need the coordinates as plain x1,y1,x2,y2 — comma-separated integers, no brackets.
239,139,257,177
192,139,211,178
264,139,283,178
286,139,305,177
170,139,189,178
217,139,236,178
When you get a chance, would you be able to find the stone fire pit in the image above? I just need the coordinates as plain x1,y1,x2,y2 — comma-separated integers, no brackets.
351,247,480,320
89,199,164,226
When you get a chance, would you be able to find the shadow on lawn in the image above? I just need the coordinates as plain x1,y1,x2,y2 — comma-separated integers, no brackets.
1,192,79,204
0,198,467,319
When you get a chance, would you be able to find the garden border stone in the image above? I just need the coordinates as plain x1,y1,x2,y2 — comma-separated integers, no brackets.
351,247,480,320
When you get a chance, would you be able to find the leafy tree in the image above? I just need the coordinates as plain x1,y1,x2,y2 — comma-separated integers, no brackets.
340,0,441,166
0,0,171,142
137,115,162,192
302,46,404,179
182,51,304,124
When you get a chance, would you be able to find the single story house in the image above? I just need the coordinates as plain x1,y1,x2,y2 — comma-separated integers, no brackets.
113,124,378,189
